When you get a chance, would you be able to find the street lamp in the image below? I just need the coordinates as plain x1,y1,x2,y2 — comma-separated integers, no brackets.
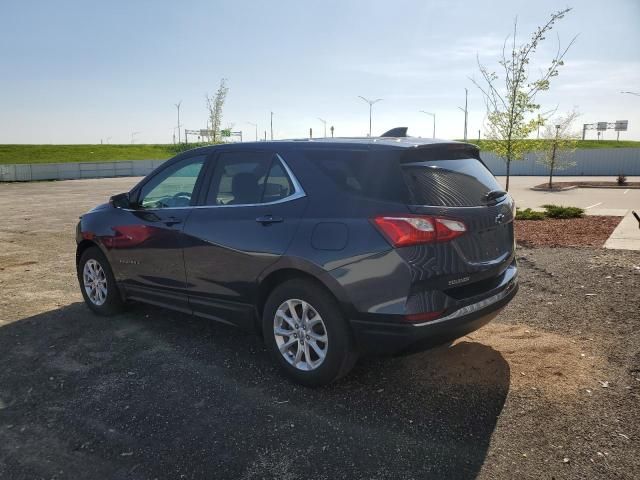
620,91,640,97
247,122,258,141
174,101,182,143
270,111,274,140
457,88,468,141
358,96,383,137
419,110,436,139
317,117,327,137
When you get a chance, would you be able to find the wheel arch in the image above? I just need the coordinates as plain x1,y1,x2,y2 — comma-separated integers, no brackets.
76,239,100,266
255,261,353,333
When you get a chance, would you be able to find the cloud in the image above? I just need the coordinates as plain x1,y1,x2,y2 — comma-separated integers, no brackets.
554,59,640,92
342,34,505,80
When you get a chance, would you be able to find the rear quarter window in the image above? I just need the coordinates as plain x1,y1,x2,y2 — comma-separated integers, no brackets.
304,149,409,203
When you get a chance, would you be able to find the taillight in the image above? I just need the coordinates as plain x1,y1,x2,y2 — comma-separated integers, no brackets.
372,215,466,247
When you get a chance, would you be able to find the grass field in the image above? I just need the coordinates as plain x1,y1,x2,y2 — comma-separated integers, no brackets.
1,139,639,165
0,144,196,165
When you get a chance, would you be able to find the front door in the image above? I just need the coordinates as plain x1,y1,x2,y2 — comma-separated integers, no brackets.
182,150,307,328
110,154,207,312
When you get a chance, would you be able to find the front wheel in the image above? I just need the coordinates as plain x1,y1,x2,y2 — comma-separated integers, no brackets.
262,279,357,386
77,246,125,315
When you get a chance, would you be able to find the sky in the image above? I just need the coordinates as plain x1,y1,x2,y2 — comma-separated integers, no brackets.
0,0,639,144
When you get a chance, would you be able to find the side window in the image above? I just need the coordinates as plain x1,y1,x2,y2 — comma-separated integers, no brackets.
206,152,297,205
138,156,205,209
206,151,271,205
263,158,294,202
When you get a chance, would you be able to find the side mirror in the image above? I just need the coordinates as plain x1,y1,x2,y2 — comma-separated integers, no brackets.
110,192,131,209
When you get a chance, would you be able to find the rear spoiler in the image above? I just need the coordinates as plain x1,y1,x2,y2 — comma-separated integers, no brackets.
398,143,481,162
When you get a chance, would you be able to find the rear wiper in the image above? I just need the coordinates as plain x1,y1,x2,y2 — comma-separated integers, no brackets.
484,190,508,203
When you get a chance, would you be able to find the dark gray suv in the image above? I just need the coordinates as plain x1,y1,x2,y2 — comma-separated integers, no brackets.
76,130,518,386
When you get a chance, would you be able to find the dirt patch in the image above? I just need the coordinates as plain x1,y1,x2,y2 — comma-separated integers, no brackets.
406,323,608,400
465,324,607,397
515,216,622,247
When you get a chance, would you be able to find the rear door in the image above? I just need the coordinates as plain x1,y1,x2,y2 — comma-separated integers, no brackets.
182,150,307,328
397,148,515,279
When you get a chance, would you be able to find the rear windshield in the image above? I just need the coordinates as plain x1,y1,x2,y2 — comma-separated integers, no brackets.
401,158,503,207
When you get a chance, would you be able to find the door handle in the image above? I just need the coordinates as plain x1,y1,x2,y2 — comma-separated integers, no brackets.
163,216,182,227
256,215,283,225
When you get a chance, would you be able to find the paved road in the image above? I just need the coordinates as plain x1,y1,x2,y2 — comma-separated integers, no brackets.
496,176,640,215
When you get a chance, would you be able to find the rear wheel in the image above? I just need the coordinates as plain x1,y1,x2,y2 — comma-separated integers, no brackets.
262,279,357,386
77,246,125,315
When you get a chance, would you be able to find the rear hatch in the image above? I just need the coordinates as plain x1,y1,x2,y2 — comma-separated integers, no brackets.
388,145,515,286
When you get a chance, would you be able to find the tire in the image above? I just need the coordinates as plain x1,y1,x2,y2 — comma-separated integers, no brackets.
77,246,125,316
262,279,357,386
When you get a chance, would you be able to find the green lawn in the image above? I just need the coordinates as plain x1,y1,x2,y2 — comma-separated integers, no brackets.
1,139,639,165
0,144,194,165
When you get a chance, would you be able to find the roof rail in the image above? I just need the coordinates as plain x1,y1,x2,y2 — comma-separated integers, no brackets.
380,127,408,137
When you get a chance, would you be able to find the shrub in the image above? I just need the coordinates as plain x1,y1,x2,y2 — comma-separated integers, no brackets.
617,174,628,186
516,208,547,220
541,204,585,218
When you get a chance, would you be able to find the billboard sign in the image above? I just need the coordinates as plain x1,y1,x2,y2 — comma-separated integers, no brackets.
614,120,628,131
597,122,608,131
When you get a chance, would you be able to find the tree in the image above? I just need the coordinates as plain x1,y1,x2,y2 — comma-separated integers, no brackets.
207,78,229,143
472,8,576,191
536,109,580,189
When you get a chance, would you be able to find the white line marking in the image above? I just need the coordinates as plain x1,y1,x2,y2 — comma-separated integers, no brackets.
585,202,602,210
624,189,629,194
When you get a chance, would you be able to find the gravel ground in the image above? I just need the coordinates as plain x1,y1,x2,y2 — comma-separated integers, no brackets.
1,179,639,479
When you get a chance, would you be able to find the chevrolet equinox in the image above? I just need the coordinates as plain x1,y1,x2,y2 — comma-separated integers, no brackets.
76,129,518,386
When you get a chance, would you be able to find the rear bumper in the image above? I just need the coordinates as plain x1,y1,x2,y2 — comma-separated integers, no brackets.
350,269,518,355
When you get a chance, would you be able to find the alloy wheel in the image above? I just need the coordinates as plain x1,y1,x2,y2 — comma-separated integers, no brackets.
83,259,108,306
273,299,328,371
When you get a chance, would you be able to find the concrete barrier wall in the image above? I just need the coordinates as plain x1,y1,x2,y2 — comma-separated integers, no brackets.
481,148,640,176
0,159,167,182
1,147,639,181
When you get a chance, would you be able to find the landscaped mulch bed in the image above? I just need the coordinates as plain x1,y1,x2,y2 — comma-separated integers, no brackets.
532,181,640,191
515,215,622,247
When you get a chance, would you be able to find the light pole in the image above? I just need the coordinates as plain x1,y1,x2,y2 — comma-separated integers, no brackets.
247,122,258,141
270,111,274,140
317,117,327,137
620,91,640,97
174,101,182,143
419,110,436,139
457,88,468,141
358,96,382,137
